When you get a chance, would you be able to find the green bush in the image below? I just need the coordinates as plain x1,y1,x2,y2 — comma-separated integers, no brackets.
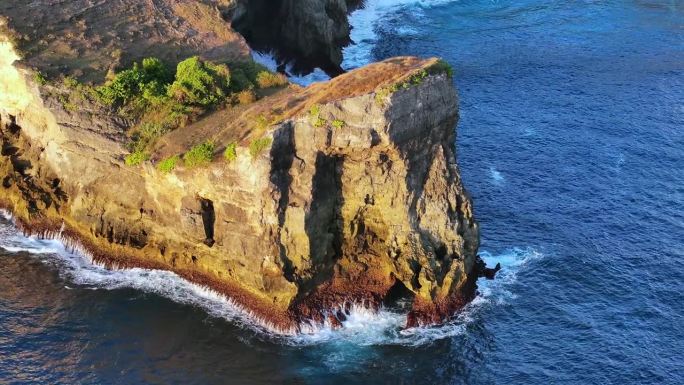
231,61,268,87
97,57,172,107
63,76,79,89
332,119,346,129
249,137,272,159
309,104,326,127
157,155,180,173
183,141,215,167
224,142,238,162
254,114,269,133
429,59,454,78
33,72,48,85
125,150,150,166
168,57,230,107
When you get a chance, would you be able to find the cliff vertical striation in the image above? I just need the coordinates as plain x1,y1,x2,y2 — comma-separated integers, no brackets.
0,3,481,332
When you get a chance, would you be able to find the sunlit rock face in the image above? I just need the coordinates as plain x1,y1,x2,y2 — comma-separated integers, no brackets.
0,1,479,332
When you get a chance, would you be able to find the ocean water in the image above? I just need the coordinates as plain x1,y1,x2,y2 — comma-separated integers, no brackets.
1,1,683,384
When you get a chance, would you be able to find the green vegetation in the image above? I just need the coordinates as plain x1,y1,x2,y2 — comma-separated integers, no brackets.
157,155,180,173
97,57,172,107
168,57,230,107
249,137,272,159
229,61,287,92
375,68,434,106
309,104,326,127
409,69,428,85
33,72,48,85
332,119,346,129
125,150,150,166
429,59,454,78
98,57,288,167
253,114,269,134
54,76,102,112
183,141,215,167
63,76,80,89
223,142,238,162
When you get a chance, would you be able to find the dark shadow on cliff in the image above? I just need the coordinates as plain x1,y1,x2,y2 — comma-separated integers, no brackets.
269,123,297,282
232,0,365,77
305,152,344,274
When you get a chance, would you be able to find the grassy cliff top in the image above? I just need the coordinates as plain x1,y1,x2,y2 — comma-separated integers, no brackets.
153,56,452,158
0,0,249,82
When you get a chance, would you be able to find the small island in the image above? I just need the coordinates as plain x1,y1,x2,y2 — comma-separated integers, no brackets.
0,0,482,332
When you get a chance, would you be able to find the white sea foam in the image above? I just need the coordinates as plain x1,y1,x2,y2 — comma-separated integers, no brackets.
290,246,543,346
0,211,295,335
251,0,454,86
251,51,330,86
0,220,541,346
490,166,505,184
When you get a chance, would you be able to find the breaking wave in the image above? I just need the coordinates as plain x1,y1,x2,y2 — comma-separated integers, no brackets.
0,211,542,346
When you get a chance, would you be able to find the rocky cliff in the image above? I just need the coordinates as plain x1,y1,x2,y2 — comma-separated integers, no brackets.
0,1,481,332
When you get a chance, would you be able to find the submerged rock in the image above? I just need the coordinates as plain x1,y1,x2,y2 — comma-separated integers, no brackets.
0,3,481,332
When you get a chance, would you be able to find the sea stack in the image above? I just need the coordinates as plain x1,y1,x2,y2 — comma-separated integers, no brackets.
0,0,480,332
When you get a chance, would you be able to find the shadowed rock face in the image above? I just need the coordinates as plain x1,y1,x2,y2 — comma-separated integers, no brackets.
0,3,480,332
232,0,363,76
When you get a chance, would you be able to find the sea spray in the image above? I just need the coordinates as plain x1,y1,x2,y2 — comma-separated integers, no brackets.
0,211,542,346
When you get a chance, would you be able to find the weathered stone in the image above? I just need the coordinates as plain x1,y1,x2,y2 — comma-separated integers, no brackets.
0,6,481,332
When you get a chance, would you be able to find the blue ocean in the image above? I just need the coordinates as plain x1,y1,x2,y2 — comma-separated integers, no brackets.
1,1,682,384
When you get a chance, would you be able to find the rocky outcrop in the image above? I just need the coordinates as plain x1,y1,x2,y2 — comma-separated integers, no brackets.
0,3,482,332
232,0,361,75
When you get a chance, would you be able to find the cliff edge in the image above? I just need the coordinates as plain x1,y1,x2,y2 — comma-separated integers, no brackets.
0,1,480,332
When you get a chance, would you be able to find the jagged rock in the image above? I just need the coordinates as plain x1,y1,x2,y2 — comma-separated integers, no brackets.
0,4,481,332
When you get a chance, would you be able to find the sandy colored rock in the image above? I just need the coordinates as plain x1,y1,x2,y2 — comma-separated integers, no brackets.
0,3,480,331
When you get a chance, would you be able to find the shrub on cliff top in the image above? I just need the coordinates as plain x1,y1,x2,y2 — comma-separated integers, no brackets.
223,142,238,162
125,149,150,166
183,141,215,167
236,89,257,105
429,59,454,78
33,72,48,85
332,119,346,129
157,155,180,174
168,56,230,107
249,137,272,159
97,57,172,107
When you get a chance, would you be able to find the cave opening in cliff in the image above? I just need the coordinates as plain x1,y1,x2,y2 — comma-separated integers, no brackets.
383,277,415,312
199,198,215,247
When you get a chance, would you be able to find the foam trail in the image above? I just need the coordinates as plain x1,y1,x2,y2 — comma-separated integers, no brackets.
0,212,295,336
0,211,542,346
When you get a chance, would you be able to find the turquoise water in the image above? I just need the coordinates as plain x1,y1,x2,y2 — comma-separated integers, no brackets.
1,1,683,384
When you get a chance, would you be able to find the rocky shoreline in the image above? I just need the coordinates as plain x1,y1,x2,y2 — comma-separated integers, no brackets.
0,0,485,332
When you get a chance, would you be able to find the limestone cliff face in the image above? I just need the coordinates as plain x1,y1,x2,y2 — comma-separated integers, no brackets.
0,36,479,330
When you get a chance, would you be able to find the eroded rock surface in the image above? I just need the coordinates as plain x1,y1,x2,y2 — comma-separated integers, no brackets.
0,3,481,332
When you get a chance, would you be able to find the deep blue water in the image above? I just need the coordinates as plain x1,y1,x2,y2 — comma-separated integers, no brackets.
1,1,683,384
